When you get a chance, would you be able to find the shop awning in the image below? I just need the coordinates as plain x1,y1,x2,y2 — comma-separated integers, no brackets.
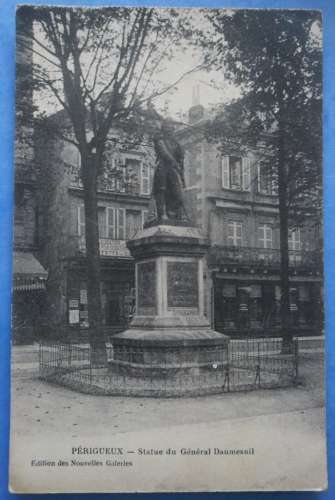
13,251,48,291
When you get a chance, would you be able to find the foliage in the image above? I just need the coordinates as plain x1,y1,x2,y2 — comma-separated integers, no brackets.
205,9,322,224
204,10,322,341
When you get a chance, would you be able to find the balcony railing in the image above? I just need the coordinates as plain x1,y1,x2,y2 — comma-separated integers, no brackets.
209,245,321,269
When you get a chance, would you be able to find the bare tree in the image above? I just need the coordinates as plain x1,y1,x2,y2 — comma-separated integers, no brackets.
18,6,200,361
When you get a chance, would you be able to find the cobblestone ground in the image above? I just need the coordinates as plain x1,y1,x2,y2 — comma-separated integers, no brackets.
10,348,324,439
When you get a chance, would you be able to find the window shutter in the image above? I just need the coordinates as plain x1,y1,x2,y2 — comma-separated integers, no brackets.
257,164,261,193
141,163,150,195
118,208,125,239
98,208,106,238
236,223,242,245
107,207,115,239
70,202,77,235
221,156,230,188
258,225,264,247
242,157,251,191
78,205,85,236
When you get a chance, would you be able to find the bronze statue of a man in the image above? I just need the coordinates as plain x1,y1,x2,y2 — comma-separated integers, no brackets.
152,119,186,222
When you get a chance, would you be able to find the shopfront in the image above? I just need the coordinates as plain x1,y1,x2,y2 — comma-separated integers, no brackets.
66,260,135,336
12,251,48,343
214,277,322,336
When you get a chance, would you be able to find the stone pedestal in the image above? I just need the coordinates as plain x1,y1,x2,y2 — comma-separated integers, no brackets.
111,224,229,396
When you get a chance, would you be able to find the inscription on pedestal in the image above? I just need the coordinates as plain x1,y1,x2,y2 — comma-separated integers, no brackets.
137,261,156,311
167,261,199,308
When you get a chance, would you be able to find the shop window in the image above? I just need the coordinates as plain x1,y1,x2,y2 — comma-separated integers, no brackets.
221,284,237,326
227,221,243,247
102,282,132,327
258,224,273,249
237,287,250,329
221,156,251,191
261,284,277,327
289,287,299,326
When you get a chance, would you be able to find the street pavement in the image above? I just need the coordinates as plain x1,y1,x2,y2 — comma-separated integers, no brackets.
9,345,326,493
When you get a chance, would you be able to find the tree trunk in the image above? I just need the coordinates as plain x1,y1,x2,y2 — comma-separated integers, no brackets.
277,123,293,353
81,152,107,365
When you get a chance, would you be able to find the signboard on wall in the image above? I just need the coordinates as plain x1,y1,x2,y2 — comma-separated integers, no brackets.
99,239,131,257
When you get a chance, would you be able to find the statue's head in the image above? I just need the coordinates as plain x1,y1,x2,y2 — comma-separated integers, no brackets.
161,119,175,135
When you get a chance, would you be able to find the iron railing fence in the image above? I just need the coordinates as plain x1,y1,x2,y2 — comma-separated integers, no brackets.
39,337,298,397
226,337,298,391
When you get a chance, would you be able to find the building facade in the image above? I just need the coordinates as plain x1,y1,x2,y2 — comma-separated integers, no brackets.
12,9,48,344
36,126,155,340
178,105,323,338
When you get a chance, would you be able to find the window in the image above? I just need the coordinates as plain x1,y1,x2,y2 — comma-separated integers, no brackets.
126,210,142,239
257,162,277,195
78,205,125,240
288,228,301,251
258,224,273,249
141,163,150,195
125,157,142,195
221,156,251,191
107,207,126,239
107,207,115,239
227,221,243,246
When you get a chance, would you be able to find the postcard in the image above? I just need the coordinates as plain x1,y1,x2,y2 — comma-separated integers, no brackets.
9,5,327,493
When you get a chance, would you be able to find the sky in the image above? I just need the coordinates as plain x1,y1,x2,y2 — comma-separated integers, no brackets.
30,7,241,123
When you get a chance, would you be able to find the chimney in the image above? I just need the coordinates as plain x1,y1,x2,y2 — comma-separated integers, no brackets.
189,85,204,124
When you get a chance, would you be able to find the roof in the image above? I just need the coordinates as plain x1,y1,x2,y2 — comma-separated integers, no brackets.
13,251,48,291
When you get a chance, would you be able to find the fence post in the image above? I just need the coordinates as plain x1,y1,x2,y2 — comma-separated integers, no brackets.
38,341,42,376
68,342,72,367
223,339,230,392
256,341,261,387
294,338,299,381
89,345,92,384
